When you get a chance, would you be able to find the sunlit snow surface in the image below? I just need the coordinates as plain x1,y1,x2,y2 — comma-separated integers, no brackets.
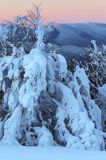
0,146,106,160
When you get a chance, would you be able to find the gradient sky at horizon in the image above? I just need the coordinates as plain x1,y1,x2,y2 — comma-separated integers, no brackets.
0,0,106,23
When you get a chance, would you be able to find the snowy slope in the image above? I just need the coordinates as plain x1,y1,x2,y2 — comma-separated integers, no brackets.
0,146,106,160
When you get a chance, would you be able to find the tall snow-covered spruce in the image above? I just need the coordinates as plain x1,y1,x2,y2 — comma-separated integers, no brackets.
0,5,105,150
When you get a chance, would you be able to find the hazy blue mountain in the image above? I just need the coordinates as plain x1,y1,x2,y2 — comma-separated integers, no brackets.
45,23,106,60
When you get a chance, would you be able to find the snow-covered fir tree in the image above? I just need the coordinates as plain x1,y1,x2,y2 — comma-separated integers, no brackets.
0,5,105,150
81,41,106,133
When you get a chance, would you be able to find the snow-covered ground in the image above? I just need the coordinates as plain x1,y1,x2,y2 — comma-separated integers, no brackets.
0,146,106,160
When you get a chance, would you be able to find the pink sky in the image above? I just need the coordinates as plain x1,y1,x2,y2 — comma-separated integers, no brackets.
0,0,106,23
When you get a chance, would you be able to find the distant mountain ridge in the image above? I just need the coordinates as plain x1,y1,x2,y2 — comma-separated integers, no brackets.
45,23,106,59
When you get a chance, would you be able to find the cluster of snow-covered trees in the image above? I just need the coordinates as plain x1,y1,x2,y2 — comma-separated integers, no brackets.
0,4,105,150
